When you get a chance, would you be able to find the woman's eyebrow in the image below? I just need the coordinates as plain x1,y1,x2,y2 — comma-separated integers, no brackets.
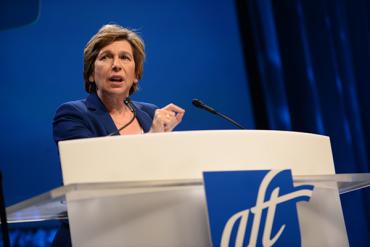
99,50,112,55
119,51,133,56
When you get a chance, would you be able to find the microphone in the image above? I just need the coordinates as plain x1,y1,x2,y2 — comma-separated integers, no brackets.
108,98,136,136
192,99,246,129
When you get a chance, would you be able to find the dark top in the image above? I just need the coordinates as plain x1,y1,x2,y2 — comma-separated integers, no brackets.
53,93,158,142
51,93,158,246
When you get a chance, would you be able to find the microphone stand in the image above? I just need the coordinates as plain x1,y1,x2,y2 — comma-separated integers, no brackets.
192,99,246,129
210,111,245,129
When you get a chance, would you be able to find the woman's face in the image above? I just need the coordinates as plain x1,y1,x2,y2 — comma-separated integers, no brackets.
90,40,137,98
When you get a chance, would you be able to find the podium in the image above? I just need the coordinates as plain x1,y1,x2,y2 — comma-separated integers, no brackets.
6,130,370,246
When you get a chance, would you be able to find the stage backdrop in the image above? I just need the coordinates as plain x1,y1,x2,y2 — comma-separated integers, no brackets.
0,0,254,206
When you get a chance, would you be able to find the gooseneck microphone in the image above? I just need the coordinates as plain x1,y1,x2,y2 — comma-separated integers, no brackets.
192,99,246,129
108,98,136,136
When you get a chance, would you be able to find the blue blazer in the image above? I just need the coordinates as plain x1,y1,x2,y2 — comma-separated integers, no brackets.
51,93,157,247
53,93,158,143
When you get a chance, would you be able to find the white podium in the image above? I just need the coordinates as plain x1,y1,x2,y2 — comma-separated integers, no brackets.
6,130,370,246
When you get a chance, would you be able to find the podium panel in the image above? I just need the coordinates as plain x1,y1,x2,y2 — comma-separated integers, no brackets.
58,130,336,184
6,174,370,246
67,183,348,246
7,131,370,246
58,130,343,246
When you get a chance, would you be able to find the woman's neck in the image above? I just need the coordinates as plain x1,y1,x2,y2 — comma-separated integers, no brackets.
97,92,130,114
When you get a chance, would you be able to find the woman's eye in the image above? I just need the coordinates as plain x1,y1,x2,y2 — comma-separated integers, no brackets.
100,54,111,60
121,55,131,61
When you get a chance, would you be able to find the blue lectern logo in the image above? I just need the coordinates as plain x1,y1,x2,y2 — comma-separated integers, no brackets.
203,170,314,247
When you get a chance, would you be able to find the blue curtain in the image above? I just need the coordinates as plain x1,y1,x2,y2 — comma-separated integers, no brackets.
240,0,370,245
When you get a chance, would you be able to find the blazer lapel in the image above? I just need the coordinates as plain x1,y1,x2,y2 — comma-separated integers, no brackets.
86,93,118,135
86,94,153,135
132,103,153,133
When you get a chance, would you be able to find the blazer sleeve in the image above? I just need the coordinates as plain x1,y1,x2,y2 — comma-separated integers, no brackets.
53,102,95,143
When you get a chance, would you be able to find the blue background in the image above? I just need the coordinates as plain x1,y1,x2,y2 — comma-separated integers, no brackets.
0,0,254,207
1,0,370,246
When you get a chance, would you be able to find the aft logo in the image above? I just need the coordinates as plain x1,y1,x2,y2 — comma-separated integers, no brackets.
203,170,314,247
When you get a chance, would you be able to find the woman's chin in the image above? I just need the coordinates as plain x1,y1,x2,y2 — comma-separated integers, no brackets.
99,87,129,97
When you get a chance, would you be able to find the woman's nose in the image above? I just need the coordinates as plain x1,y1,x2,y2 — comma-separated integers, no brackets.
112,57,122,71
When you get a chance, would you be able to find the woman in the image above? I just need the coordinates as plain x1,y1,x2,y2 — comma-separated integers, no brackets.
53,24,184,143
52,24,184,246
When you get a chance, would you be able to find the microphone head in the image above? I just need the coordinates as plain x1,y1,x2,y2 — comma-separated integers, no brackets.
192,99,203,108
192,98,217,114
191,98,245,129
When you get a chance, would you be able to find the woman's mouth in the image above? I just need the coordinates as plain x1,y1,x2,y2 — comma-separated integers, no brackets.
109,75,124,82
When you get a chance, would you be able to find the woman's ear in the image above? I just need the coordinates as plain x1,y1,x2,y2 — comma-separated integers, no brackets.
89,74,94,82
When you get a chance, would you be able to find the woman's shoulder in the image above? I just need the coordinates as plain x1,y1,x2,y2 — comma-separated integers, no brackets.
131,100,158,119
131,101,158,110
55,98,88,114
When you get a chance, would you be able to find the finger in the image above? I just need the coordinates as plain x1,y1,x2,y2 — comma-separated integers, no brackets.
163,103,185,114
164,110,175,118
150,105,185,132
149,109,166,132
175,111,184,121
165,114,183,131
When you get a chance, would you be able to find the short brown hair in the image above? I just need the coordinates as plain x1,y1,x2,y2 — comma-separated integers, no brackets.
83,24,145,94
